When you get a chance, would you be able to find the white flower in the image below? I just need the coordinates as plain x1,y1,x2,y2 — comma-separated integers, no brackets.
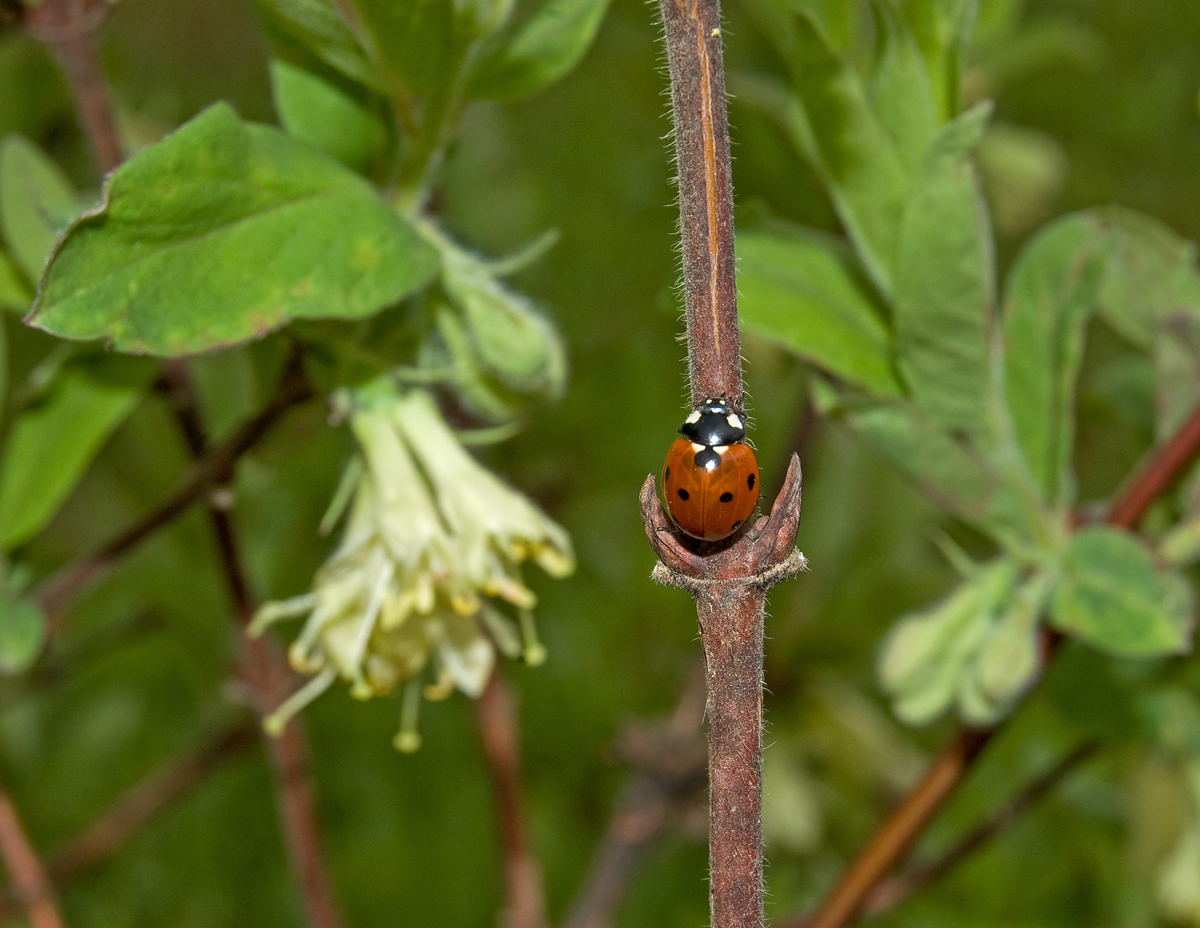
250,383,573,749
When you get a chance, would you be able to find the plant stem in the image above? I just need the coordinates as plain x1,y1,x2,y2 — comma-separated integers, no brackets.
158,360,347,928
793,397,1200,928
24,0,122,176
659,0,741,408
862,740,1099,916
651,2,805,927
33,349,313,623
474,667,547,928
0,780,65,928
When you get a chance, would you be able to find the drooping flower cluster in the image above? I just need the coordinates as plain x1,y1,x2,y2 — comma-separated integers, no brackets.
251,385,573,750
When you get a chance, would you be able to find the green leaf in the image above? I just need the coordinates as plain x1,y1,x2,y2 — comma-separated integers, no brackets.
270,59,383,173
0,594,45,675
0,134,79,283
0,250,31,312
1051,527,1194,658
30,104,439,356
736,227,899,394
898,0,973,121
867,0,939,171
878,559,1018,725
788,13,909,297
249,0,382,93
431,305,523,423
893,102,994,436
469,0,610,101
1002,212,1110,506
348,0,476,96
847,399,1038,549
0,358,156,549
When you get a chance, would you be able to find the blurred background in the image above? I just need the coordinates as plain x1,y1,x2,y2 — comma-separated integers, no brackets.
3,0,1200,925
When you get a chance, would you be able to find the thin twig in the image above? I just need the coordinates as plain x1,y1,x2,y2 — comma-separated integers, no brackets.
862,740,1100,916
793,398,1200,928
563,665,708,928
24,0,122,175
158,359,346,928
0,779,66,928
474,667,547,928
32,350,313,622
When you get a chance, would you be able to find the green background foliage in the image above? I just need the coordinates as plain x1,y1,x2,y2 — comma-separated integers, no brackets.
3,0,1200,926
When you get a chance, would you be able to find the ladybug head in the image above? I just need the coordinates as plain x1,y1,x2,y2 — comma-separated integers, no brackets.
679,397,745,446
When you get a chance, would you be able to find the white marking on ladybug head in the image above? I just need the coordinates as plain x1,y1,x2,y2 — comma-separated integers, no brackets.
727,414,742,429
685,410,701,424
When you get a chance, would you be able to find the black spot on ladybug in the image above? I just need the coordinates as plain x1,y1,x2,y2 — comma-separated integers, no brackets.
747,473,756,490
719,492,733,502
664,466,671,481
677,488,690,500
732,520,742,530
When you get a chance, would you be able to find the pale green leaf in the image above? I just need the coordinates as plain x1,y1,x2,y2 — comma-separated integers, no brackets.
788,13,909,297
469,0,610,101
249,0,382,93
893,102,994,436
0,359,156,549
30,104,439,356
736,227,899,394
1051,527,1195,658
868,0,939,170
270,59,383,173
1002,212,1110,506
897,0,973,121
0,134,79,283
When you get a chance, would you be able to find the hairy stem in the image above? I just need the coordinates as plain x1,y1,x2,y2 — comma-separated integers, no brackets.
474,667,547,928
659,0,741,408
0,780,66,928
794,397,1200,928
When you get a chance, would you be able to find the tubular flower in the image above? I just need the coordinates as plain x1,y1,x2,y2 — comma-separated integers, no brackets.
250,385,573,750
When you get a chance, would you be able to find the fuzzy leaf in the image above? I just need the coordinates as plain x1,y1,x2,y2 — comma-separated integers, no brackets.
898,0,973,121
30,104,439,356
1052,527,1194,658
893,102,994,436
868,1,939,171
737,227,898,394
0,358,156,549
1002,212,1110,506
470,0,609,101
789,13,909,297
0,134,79,283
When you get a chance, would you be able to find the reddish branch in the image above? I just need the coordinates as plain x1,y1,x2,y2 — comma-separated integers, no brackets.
651,1,805,927
660,0,741,409
793,398,1200,928
474,668,547,928
0,780,66,928
23,0,122,175
158,359,347,928
862,740,1099,916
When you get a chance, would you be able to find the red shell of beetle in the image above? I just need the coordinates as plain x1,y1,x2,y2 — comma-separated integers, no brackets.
661,437,760,541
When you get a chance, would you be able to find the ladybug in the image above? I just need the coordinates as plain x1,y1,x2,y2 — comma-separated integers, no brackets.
661,398,760,541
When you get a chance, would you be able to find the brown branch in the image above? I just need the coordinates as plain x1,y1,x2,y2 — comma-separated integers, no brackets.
48,724,258,884
24,0,122,175
792,398,1200,928
862,740,1099,916
563,665,708,928
0,779,66,928
660,0,741,409
32,349,313,622
158,358,346,928
474,667,547,928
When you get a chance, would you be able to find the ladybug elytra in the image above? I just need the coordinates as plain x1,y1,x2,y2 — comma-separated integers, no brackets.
661,398,760,541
